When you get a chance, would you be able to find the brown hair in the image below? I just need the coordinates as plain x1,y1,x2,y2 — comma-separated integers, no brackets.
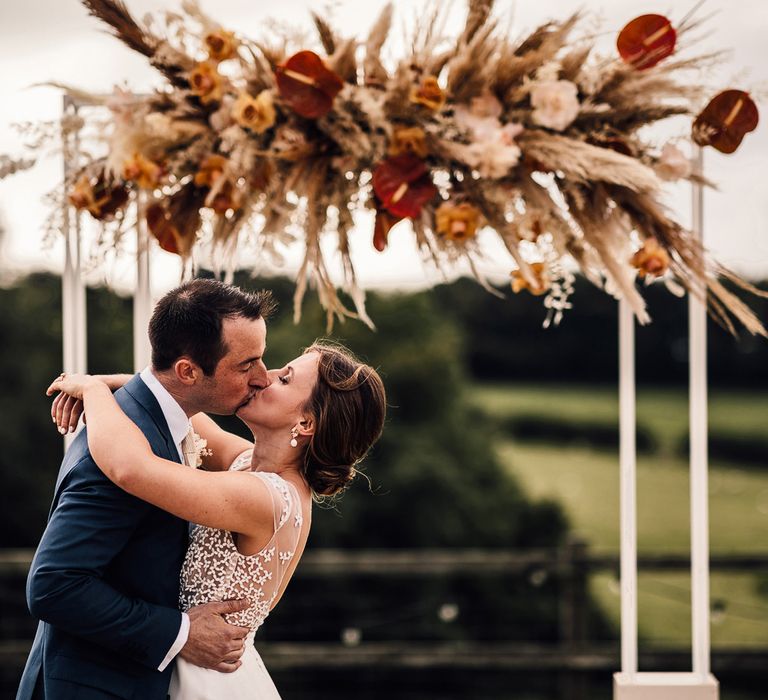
149,279,276,375
300,341,386,497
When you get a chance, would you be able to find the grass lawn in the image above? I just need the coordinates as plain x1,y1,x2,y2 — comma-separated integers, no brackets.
473,383,768,647
471,384,768,454
496,441,768,647
496,442,768,554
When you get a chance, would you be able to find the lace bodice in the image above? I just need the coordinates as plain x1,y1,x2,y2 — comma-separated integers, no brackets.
179,450,304,634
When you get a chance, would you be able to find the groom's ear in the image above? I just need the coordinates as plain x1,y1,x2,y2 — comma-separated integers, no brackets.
174,358,200,385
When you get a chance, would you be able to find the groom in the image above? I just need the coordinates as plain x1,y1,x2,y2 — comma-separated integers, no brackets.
17,279,275,700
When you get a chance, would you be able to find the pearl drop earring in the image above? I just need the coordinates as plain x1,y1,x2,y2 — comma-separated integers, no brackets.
290,426,299,448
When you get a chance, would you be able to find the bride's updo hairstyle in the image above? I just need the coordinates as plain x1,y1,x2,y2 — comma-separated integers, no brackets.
300,341,386,498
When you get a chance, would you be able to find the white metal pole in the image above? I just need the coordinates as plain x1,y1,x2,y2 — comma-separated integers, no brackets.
689,146,711,677
61,96,76,379
133,193,152,372
618,298,638,676
61,95,87,448
73,113,87,376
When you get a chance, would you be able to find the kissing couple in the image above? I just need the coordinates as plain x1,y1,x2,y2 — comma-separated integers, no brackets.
17,279,386,700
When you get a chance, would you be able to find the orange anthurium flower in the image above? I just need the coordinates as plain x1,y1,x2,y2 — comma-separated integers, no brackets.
275,50,344,119
630,238,670,278
123,153,163,190
511,262,551,296
435,202,481,242
205,29,237,62
372,155,437,219
189,61,224,104
409,76,446,111
388,126,429,159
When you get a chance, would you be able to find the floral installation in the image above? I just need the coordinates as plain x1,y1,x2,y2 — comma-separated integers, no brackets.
1,0,765,334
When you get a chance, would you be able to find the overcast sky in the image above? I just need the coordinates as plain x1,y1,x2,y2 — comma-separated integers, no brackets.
0,0,766,296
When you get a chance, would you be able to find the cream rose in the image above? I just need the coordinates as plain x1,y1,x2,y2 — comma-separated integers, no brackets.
654,143,691,181
530,79,580,132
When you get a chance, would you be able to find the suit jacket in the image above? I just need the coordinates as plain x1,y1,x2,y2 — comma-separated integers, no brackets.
17,375,189,700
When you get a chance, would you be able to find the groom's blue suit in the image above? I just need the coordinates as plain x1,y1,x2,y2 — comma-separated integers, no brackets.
17,375,189,700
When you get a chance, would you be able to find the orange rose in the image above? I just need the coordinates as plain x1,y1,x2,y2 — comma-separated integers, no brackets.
389,127,429,159
68,175,97,212
68,174,128,220
410,76,446,111
630,238,670,278
231,91,276,133
194,155,228,188
204,29,237,63
511,262,551,296
189,61,224,104
435,202,481,242
123,153,163,190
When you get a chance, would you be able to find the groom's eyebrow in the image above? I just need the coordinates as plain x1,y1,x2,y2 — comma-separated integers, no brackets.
240,346,266,365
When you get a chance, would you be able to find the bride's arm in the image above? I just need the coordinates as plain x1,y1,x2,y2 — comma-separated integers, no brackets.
190,413,253,472
51,374,253,472
52,373,133,433
47,375,273,538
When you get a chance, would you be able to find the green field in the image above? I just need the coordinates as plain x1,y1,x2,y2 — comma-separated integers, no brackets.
473,384,768,454
471,383,768,647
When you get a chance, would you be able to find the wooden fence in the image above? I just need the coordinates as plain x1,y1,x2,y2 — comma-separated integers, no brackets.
2,545,767,698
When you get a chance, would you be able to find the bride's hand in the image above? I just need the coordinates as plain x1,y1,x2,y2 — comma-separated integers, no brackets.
46,373,104,434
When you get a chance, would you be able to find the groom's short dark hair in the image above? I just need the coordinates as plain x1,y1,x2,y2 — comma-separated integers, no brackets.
148,279,276,376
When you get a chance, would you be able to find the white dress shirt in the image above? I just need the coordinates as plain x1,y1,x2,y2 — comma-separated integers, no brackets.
139,367,191,671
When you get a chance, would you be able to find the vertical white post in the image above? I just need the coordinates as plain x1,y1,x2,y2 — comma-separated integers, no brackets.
690,146,711,678
133,193,152,372
618,299,638,677
614,146,718,699
61,95,87,448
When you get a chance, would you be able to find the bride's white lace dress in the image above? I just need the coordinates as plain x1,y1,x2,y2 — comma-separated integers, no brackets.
170,450,304,699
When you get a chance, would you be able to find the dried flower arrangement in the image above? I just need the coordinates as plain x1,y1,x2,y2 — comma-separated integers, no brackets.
2,0,765,333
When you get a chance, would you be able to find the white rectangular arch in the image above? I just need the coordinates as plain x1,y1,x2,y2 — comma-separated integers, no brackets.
613,147,718,698
59,93,154,436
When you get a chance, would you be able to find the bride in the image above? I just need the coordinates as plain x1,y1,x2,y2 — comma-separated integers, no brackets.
48,341,386,699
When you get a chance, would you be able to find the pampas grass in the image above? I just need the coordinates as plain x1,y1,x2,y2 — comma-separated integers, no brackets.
1,0,763,335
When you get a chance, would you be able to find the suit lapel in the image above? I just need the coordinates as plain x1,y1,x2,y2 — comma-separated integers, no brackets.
122,374,181,463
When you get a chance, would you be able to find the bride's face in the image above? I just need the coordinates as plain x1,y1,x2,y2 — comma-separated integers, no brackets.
236,351,320,431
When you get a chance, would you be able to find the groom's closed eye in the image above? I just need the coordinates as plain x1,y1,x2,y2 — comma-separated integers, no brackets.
239,357,263,371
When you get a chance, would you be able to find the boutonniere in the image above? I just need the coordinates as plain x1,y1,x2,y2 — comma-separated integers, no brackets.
183,431,213,468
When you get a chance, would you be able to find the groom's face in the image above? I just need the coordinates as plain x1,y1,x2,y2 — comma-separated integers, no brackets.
198,316,269,414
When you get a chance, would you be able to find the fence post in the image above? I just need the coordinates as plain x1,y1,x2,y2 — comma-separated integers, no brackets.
559,537,589,700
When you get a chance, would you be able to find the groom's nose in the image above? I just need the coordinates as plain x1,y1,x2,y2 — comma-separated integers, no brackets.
250,361,270,388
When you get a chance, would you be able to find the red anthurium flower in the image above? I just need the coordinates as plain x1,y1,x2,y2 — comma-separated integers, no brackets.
275,50,344,119
617,14,676,70
372,155,437,219
146,203,195,257
373,200,405,252
693,90,759,154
